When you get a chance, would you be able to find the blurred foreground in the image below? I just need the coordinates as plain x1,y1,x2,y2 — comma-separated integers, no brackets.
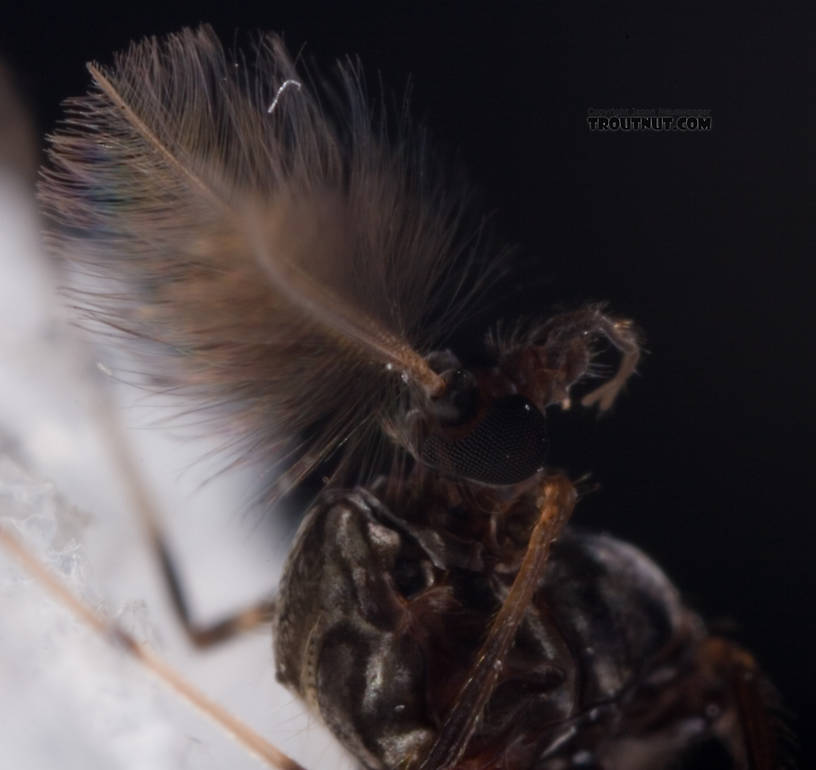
0,67,353,770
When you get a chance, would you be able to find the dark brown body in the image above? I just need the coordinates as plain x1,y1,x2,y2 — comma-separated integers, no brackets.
36,28,780,770
274,475,763,769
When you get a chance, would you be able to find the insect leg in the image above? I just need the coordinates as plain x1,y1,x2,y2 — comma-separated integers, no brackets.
153,531,276,648
93,383,277,649
0,521,305,770
417,474,577,770
700,638,781,770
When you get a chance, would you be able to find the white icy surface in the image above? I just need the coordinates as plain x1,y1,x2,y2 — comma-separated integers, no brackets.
0,173,356,770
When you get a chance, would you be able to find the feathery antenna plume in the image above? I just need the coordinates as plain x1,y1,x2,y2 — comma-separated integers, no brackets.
40,26,491,505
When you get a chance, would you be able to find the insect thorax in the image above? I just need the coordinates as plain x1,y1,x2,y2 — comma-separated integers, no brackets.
272,478,738,770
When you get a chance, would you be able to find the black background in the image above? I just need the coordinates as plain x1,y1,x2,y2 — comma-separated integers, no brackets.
2,3,808,767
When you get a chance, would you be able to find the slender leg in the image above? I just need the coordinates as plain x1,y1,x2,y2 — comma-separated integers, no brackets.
417,474,577,770
153,533,276,648
88,374,276,648
0,522,303,770
700,638,781,770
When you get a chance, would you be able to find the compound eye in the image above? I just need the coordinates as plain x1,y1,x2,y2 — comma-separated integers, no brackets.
419,394,548,486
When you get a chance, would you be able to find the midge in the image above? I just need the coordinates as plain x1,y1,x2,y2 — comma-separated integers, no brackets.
33,25,780,770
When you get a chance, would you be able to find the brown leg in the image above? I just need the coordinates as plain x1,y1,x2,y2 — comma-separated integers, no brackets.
700,638,781,770
86,381,276,648
152,533,276,648
417,474,577,770
0,522,304,770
